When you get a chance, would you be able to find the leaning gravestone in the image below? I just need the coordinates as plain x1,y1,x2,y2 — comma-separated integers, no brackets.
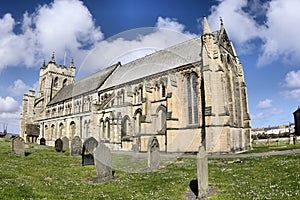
12,136,25,156
132,144,139,153
55,138,63,152
197,146,208,199
94,142,113,182
82,137,98,166
289,135,294,145
71,136,82,156
62,136,70,151
147,136,160,169
40,137,46,145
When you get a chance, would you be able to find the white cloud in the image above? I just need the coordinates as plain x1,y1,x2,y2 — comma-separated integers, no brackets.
207,0,262,53
257,99,273,109
207,0,300,67
8,79,32,96
281,70,300,99
78,17,197,77
0,96,20,113
0,0,102,72
284,70,300,88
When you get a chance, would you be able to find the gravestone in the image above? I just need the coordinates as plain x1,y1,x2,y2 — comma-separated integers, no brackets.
289,135,294,145
147,136,160,169
132,144,139,153
12,136,25,156
94,142,113,182
82,137,98,166
55,138,63,152
40,138,46,145
62,136,70,151
197,146,208,199
71,136,82,156
4,134,10,142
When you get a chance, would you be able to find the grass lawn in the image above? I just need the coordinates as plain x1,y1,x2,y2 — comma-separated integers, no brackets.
0,141,300,199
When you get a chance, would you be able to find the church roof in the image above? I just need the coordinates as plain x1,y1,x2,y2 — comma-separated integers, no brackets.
100,36,202,90
48,63,119,105
47,36,202,105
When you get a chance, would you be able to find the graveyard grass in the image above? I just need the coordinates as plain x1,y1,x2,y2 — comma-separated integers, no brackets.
0,142,300,200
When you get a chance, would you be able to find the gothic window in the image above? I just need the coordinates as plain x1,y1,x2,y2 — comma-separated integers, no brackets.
121,115,131,138
70,121,75,139
120,89,125,104
156,105,167,133
105,118,110,140
53,77,59,88
161,84,166,98
62,78,67,87
134,109,142,135
45,125,49,140
139,86,143,102
99,119,105,139
51,124,55,140
186,72,199,124
59,123,64,138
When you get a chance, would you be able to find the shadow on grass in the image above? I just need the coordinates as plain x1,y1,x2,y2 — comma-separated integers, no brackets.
189,179,198,197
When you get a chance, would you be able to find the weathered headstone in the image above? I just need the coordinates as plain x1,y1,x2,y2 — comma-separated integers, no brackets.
55,138,63,152
12,136,25,156
147,136,160,169
132,144,139,153
94,142,113,182
197,146,208,199
4,134,10,142
62,136,70,151
289,135,294,145
40,137,46,145
82,137,98,166
71,136,82,156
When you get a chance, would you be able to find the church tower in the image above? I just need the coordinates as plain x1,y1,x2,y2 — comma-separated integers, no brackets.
34,53,76,120
201,17,251,153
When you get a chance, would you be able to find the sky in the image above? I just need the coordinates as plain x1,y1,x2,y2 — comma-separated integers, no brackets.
1,0,300,134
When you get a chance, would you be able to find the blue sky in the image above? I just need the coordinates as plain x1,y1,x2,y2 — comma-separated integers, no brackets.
1,0,300,134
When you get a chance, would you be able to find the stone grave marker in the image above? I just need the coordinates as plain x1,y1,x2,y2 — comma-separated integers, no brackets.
55,138,63,152
70,136,82,156
82,137,98,166
147,136,160,169
197,146,208,199
62,136,70,151
4,134,10,142
94,142,113,182
40,138,46,145
132,144,139,153
289,135,294,145
12,136,25,156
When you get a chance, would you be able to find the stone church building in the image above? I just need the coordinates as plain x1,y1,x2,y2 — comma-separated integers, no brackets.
20,18,251,153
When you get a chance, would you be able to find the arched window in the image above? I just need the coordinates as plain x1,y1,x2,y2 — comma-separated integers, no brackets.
186,72,199,124
59,123,64,138
51,124,55,140
156,105,167,133
139,86,143,102
161,84,166,98
105,118,110,140
62,78,67,87
134,109,142,135
70,121,76,139
45,125,49,140
121,116,131,138
120,89,125,104
53,77,59,88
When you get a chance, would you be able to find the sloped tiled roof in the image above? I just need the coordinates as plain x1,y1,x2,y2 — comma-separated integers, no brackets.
48,36,202,105
100,36,202,90
48,63,119,105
